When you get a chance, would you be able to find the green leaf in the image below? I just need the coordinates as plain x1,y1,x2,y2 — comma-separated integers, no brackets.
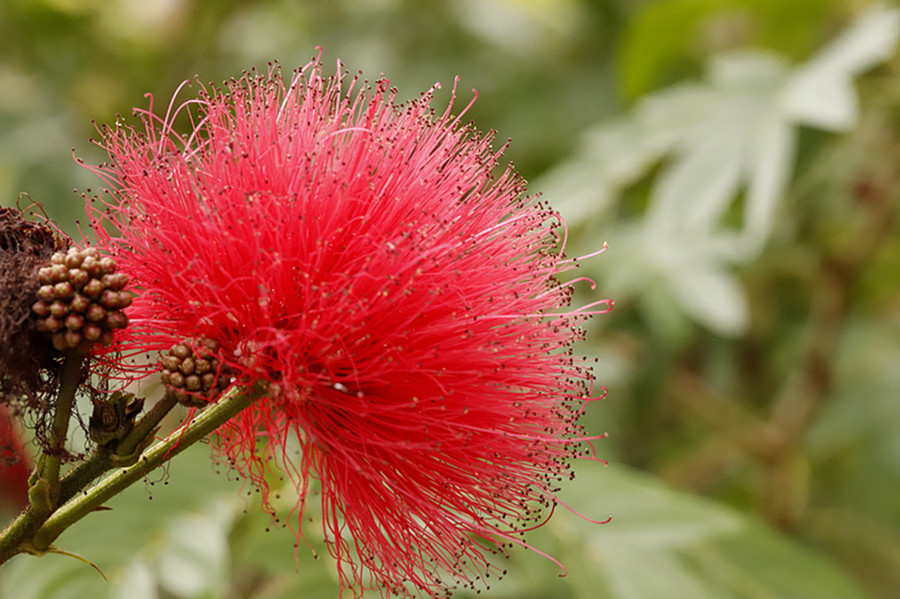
156,504,232,597
227,499,342,599
603,548,730,599
572,464,742,549
113,559,156,599
708,522,871,599
783,4,900,130
456,461,870,599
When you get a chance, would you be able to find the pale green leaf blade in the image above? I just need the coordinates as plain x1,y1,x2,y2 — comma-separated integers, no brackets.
742,113,795,253
782,4,900,130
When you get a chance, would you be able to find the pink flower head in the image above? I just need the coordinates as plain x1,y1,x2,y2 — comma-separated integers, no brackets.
85,57,611,597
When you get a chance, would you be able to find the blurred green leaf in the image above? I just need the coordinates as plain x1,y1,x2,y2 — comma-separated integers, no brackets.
156,504,232,597
226,492,342,599
602,548,729,599
113,559,156,599
573,464,741,548
783,3,900,130
457,461,869,598
547,5,900,337
708,522,871,599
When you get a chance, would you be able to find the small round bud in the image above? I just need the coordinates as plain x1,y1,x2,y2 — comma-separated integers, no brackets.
98,256,116,275
81,255,101,276
49,301,69,318
201,373,216,389
32,300,51,317
106,311,128,330
37,285,55,301
38,266,54,285
51,333,68,351
65,330,82,348
194,359,212,375
99,331,115,346
64,314,85,331
64,251,83,269
167,371,185,387
171,344,191,360
178,357,195,375
161,356,181,371
42,316,63,333
49,264,68,283
50,252,66,265
100,290,121,309
84,324,103,341
117,291,133,308
70,294,90,313
68,268,89,288
83,279,104,298
53,281,74,300
185,375,202,391
104,272,128,291
85,304,106,322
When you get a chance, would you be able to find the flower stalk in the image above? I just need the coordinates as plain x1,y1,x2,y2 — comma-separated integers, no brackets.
0,382,262,564
38,349,87,505
31,382,262,552
0,350,89,565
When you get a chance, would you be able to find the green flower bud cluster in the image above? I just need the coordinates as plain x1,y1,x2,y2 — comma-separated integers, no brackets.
32,247,131,351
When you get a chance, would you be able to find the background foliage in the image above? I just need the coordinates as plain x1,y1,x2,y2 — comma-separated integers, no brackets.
2,0,899,597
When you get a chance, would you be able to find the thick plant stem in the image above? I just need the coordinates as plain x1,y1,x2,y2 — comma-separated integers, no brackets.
55,451,113,507
0,506,42,564
29,383,262,553
0,351,87,565
57,394,179,506
116,393,179,459
41,349,87,503
0,383,263,564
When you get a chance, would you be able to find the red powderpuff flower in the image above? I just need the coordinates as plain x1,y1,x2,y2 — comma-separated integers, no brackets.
84,58,612,596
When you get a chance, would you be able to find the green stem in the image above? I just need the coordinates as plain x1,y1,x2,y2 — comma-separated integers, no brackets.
55,451,113,507
41,350,87,502
30,383,262,552
0,351,88,564
116,394,179,459
56,394,179,506
0,506,41,564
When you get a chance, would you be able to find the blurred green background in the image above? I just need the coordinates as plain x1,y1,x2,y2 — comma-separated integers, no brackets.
2,0,900,597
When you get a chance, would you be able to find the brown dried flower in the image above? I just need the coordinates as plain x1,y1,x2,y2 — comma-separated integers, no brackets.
0,206,68,405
